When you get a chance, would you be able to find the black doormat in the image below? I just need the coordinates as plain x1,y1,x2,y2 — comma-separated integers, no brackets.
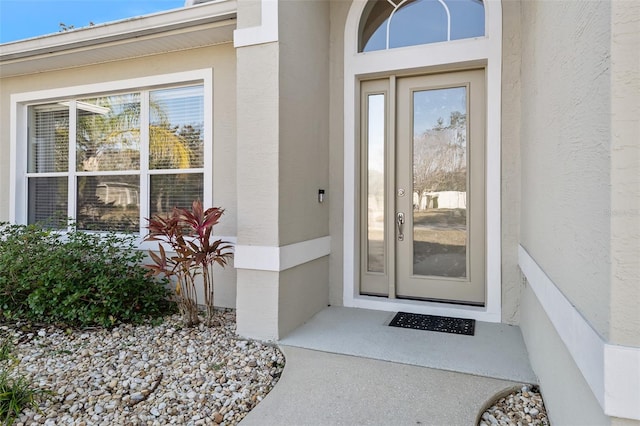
388,312,475,336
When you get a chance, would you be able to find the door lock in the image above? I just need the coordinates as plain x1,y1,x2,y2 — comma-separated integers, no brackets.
396,212,405,241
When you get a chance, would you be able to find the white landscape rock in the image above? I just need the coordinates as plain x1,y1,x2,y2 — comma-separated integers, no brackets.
4,312,548,426
479,385,550,426
2,311,284,425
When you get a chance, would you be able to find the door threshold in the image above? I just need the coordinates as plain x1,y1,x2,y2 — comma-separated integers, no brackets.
347,294,501,323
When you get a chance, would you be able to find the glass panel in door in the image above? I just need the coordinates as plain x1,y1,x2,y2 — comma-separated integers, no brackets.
367,93,386,274
412,87,468,278
360,79,391,297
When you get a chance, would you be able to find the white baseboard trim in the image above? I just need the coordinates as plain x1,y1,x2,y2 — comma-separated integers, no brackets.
234,236,330,272
519,245,640,420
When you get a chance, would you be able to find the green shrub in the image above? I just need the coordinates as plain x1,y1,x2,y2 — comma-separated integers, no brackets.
0,222,173,327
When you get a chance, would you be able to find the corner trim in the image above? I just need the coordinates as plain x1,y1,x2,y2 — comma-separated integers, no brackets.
233,0,278,47
234,236,331,272
519,245,640,420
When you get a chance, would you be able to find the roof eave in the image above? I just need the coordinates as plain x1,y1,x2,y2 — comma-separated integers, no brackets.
0,0,237,63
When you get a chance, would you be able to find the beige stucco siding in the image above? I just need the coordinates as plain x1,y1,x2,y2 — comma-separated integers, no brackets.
276,0,330,337
278,0,330,245
278,257,330,338
236,269,280,339
236,42,280,246
236,0,262,30
609,0,640,347
235,1,330,340
519,0,640,422
328,0,349,307
500,0,524,324
519,0,612,339
520,284,611,426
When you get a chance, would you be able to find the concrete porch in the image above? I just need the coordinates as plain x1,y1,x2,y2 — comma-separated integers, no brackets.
279,306,536,383
240,306,537,425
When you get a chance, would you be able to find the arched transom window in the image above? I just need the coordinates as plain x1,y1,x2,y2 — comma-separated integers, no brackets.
359,0,485,52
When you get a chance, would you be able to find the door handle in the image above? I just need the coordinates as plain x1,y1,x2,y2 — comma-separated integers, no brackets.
396,212,405,241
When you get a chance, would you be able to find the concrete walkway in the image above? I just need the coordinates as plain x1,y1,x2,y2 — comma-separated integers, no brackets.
241,346,520,425
241,307,536,425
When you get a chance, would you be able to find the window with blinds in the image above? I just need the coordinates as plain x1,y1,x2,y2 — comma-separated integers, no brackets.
26,84,205,233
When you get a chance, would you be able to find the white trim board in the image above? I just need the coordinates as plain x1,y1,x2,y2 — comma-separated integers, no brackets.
233,0,278,47
519,245,640,420
234,236,331,272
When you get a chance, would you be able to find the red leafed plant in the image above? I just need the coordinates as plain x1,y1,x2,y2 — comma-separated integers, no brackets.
144,200,233,326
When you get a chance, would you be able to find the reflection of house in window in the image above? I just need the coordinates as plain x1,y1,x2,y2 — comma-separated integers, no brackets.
414,190,467,210
96,182,140,207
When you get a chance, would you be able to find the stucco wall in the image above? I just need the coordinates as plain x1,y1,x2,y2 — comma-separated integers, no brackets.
234,39,280,338
276,0,330,337
520,284,611,426
236,0,331,247
609,0,640,348
236,269,279,340
278,0,330,245
235,0,331,340
519,0,640,422
500,0,523,324
519,0,612,339
0,43,239,308
278,257,330,338
328,0,349,307
236,0,262,30
236,42,280,246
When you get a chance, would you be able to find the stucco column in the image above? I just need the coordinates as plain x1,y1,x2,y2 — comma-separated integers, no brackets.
235,40,282,340
234,0,331,341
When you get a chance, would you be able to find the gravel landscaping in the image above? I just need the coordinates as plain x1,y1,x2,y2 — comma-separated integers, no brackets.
479,385,550,426
2,309,550,426
1,310,284,426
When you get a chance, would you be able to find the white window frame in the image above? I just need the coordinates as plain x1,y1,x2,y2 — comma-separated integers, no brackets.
343,1,502,322
10,69,213,249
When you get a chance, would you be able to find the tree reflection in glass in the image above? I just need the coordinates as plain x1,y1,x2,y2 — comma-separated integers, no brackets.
412,86,468,278
76,94,141,232
73,85,204,232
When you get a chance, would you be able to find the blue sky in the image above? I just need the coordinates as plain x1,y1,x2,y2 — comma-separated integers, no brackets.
0,0,185,44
